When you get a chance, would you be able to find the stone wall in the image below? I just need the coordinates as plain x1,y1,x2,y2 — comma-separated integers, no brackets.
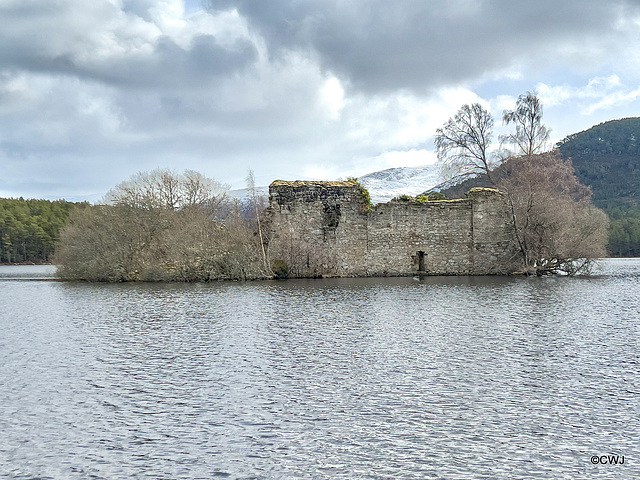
265,180,523,277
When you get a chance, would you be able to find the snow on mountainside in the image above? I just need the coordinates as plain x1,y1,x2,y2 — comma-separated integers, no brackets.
230,165,456,205
228,186,269,199
358,165,441,204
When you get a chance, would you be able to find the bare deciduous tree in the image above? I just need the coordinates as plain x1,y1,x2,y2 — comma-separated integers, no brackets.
269,221,339,278
497,152,608,275
435,103,495,183
55,169,270,282
104,168,229,212
500,92,550,156
246,169,269,272
54,205,172,281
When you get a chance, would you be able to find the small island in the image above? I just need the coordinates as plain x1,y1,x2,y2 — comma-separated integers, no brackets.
52,155,608,282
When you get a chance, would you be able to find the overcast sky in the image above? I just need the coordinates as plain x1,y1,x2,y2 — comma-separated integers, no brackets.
2,0,640,200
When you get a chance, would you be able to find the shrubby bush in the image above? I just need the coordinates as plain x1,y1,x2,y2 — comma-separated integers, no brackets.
270,259,290,279
392,194,414,202
497,152,609,275
54,169,270,281
392,192,447,204
416,192,446,203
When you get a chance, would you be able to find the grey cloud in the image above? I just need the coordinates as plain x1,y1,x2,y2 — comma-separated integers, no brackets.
26,35,257,90
90,35,258,88
122,0,157,22
0,1,258,89
207,0,640,92
2,0,640,200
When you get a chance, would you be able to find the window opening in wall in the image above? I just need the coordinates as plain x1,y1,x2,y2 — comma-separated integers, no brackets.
417,251,425,272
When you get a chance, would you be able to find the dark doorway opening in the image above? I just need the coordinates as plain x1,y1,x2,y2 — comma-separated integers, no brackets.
417,251,425,272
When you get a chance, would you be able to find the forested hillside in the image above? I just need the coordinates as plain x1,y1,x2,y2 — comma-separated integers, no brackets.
0,198,87,263
556,117,640,209
557,118,640,257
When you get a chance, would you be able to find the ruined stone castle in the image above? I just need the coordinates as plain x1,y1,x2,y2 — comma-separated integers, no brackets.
266,180,524,277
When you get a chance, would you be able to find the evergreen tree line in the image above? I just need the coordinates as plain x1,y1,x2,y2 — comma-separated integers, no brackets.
608,206,640,257
0,198,87,263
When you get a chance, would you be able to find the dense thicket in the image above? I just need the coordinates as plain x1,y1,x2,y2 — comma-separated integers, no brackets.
0,198,86,263
54,169,270,281
496,153,608,274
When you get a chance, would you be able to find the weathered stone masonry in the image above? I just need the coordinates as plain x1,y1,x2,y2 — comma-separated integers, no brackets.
266,180,523,277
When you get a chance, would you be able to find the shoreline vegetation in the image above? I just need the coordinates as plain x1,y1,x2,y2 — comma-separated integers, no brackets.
50,157,608,282
54,169,271,282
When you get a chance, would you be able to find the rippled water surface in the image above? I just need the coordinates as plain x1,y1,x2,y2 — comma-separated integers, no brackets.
1,259,639,479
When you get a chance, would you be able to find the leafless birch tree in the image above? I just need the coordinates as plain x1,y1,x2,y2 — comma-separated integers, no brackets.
500,92,550,156
435,103,495,183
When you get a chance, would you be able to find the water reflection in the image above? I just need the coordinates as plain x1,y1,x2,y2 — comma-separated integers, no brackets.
0,264,56,280
0,259,639,479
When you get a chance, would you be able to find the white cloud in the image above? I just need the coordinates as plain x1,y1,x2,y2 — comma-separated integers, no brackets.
537,75,640,114
318,76,345,121
584,87,640,114
336,87,481,153
392,88,481,145
492,94,517,112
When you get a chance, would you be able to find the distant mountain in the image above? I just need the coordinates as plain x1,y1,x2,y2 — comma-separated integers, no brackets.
228,186,269,199
428,174,489,200
556,118,640,256
358,165,440,203
557,117,640,209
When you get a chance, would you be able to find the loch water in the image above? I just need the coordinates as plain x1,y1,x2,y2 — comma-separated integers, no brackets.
1,259,639,479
